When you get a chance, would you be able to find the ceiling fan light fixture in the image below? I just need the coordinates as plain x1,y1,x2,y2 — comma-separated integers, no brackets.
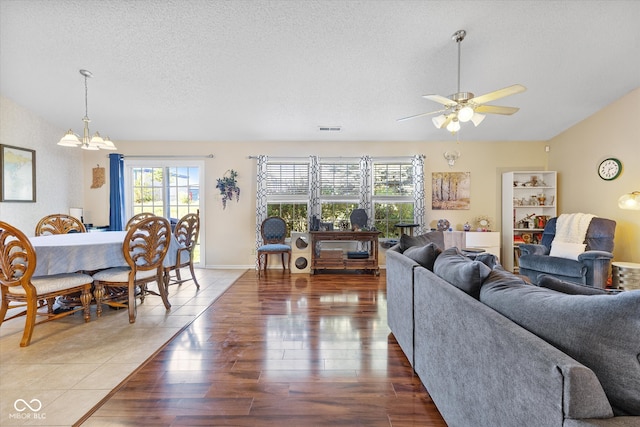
457,105,474,122
446,119,461,133
471,113,486,127
432,114,447,128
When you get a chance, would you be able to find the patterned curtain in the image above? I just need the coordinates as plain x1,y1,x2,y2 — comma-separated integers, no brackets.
255,155,269,269
412,155,426,234
359,155,372,226
308,155,320,229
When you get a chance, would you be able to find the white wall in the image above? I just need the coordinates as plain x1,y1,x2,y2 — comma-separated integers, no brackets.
0,95,84,234
548,88,640,263
82,138,549,268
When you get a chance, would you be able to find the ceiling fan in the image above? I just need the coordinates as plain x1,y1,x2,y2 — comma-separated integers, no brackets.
398,29,526,133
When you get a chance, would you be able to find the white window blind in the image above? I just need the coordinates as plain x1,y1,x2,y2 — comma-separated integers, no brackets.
266,163,309,196
320,162,360,197
373,163,414,197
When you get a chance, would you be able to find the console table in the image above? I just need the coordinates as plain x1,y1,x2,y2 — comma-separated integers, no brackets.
310,231,380,275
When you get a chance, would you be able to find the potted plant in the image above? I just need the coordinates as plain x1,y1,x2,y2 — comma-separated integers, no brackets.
216,169,240,209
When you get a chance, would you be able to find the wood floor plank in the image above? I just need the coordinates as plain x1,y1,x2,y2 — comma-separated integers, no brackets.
79,270,447,426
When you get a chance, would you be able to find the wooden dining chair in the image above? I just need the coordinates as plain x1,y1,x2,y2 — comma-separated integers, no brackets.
0,221,93,347
257,216,291,276
164,212,200,290
125,212,156,230
35,214,86,236
92,216,171,323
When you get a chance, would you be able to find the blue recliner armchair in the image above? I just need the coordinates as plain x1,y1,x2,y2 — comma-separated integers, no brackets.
518,216,616,288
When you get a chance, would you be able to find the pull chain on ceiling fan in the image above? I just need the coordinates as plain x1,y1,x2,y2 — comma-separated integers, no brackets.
398,29,526,134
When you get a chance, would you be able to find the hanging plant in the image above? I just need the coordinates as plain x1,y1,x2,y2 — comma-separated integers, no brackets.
216,169,240,209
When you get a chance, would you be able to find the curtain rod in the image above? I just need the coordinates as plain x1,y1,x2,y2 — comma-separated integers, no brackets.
247,155,424,160
109,154,215,159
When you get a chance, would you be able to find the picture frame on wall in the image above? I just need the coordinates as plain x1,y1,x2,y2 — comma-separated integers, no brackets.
0,144,36,202
432,171,470,210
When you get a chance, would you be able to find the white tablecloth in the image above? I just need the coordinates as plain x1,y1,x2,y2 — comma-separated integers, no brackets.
30,231,180,277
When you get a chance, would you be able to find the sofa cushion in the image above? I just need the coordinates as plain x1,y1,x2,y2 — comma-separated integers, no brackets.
480,273,640,416
474,252,501,270
399,231,445,252
403,242,441,271
433,247,491,299
537,274,608,295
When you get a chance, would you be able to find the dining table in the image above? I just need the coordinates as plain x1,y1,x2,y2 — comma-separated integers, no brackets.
29,231,180,277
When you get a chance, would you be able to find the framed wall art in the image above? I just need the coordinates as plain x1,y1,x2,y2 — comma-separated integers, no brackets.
432,171,470,210
0,144,36,202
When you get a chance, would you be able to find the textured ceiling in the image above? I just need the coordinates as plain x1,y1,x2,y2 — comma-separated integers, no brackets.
1,0,639,143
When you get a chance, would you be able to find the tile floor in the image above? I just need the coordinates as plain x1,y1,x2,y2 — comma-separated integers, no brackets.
0,269,245,426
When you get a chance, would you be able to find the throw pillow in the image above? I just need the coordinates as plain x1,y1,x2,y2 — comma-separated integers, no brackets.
549,240,586,261
433,247,491,299
399,231,445,252
480,274,640,416
474,252,501,270
403,243,442,271
537,274,608,295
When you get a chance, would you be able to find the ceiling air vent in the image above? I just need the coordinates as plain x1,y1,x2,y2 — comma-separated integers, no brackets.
318,126,342,132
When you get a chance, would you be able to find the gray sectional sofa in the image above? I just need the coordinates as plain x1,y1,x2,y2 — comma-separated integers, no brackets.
386,232,640,427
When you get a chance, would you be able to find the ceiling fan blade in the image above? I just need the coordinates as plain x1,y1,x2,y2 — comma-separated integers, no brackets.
397,108,447,122
474,105,520,115
423,94,457,107
471,84,526,105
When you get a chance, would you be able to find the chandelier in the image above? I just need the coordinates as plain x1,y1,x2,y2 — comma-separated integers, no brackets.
58,69,116,151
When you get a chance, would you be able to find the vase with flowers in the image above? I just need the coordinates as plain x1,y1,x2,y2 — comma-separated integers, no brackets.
216,169,240,209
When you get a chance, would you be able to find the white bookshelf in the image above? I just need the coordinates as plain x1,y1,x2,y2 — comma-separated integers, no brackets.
501,171,557,272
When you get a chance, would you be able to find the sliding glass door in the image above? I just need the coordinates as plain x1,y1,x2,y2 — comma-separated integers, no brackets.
124,159,204,265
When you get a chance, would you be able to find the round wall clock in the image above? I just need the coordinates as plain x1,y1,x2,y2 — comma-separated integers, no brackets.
598,158,622,181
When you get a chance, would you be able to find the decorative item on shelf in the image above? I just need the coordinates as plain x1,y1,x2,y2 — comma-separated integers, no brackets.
537,193,546,206
529,195,539,206
518,213,536,229
215,169,240,209
474,216,491,231
463,222,471,232
535,215,549,229
436,219,450,231
618,191,640,210
443,150,460,168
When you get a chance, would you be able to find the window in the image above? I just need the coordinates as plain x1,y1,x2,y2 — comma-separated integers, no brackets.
319,161,360,228
372,162,415,238
265,162,309,235
260,156,421,239
125,160,204,264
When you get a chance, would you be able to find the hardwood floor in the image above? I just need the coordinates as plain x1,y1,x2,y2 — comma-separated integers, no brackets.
79,270,447,426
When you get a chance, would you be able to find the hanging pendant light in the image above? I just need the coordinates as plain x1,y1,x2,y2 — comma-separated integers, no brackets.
57,69,116,151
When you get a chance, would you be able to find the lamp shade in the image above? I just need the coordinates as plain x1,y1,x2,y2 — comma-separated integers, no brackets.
432,115,447,129
100,137,117,150
446,119,461,133
58,130,81,147
458,106,474,122
471,113,486,127
618,191,640,210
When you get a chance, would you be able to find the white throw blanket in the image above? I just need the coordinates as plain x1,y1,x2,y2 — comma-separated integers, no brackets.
555,213,596,244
